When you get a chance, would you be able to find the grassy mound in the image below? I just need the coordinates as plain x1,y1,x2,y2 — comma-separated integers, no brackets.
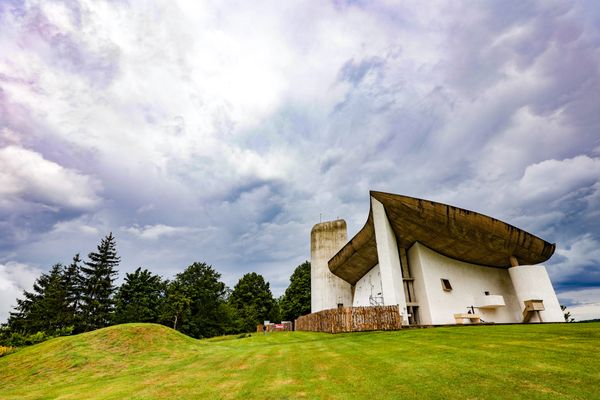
1,323,599,399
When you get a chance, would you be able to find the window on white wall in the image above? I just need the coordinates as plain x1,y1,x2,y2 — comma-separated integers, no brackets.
441,278,452,291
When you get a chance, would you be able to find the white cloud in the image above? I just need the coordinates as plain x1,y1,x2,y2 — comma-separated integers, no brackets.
558,288,600,321
51,217,99,236
0,145,102,210
0,128,22,147
122,224,210,240
0,262,43,322
518,156,600,202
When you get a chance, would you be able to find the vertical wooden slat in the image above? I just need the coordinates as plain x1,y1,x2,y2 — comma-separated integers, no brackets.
295,305,402,333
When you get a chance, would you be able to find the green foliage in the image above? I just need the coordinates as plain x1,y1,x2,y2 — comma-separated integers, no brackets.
6,263,79,336
279,261,311,321
64,254,84,331
2,232,286,344
80,233,120,331
229,272,277,333
0,326,73,347
163,262,233,338
160,280,192,330
114,268,167,324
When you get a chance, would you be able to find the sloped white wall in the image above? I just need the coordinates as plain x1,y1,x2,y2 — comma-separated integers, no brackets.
372,198,409,324
352,264,383,307
408,243,523,325
509,265,564,322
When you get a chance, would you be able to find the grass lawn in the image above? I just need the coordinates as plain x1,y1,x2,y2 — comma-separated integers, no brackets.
0,322,598,399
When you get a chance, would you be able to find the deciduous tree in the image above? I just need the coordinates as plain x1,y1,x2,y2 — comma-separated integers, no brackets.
114,268,167,324
229,272,277,332
164,262,230,338
279,261,311,321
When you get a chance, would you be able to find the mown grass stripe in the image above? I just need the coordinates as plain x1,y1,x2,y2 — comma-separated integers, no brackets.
0,323,598,399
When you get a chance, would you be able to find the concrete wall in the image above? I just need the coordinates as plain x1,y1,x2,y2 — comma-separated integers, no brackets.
509,265,564,322
408,242,523,325
310,220,353,313
352,264,383,307
372,198,408,324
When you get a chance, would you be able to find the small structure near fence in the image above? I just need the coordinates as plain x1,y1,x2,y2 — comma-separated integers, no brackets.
295,305,402,333
257,321,293,333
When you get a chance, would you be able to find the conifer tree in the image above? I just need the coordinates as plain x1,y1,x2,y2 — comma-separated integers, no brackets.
7,264,75,335
7,268,53,334
63,254,83,331
80,233,120,331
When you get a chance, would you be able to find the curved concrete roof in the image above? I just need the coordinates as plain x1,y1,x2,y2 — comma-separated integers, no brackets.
328,191,556,285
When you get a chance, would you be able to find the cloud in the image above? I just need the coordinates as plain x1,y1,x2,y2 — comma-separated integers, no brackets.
122,224,210,240
0,0,599,318
0,262,43,322
518,156,600,203
550,234,600,283
558,287,600,321
51,217,99,236
0,145,102,211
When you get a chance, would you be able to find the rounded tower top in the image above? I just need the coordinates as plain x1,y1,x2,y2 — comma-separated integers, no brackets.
310,219,347,235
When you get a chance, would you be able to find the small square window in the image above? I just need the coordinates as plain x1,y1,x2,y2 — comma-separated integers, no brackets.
441,278,452,291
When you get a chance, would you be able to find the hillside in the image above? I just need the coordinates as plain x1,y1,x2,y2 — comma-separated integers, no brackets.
1,323,599,399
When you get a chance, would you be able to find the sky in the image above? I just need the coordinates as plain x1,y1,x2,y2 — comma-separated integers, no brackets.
1,0,599,323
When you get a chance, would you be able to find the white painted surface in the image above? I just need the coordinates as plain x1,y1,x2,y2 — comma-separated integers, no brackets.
372,198,408,324
408,243,523,325
509,265,564,322
474,294,506,309
310,220,353,313
352,264,383,307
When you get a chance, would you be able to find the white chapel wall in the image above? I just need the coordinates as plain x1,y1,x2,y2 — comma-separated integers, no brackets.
509,265,564,322
408,242,523,325
352,264,383,307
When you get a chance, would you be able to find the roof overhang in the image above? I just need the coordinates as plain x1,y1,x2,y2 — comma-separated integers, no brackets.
328,191,556,285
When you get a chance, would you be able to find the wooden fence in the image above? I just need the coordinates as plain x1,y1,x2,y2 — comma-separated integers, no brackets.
295,305,402,333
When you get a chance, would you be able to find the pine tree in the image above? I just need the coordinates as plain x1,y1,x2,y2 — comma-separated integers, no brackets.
80,233,120,331
63,254,83,331
7,269,53,334
6,264,76,335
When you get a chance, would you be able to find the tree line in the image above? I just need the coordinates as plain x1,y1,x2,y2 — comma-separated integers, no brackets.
0,233,310,346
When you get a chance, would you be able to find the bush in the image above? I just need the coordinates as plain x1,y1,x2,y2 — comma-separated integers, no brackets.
0,345,15,357
1,331,49,347
0,326,73,348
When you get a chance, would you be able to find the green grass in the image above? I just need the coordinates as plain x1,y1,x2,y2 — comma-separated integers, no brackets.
1,323,599,399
